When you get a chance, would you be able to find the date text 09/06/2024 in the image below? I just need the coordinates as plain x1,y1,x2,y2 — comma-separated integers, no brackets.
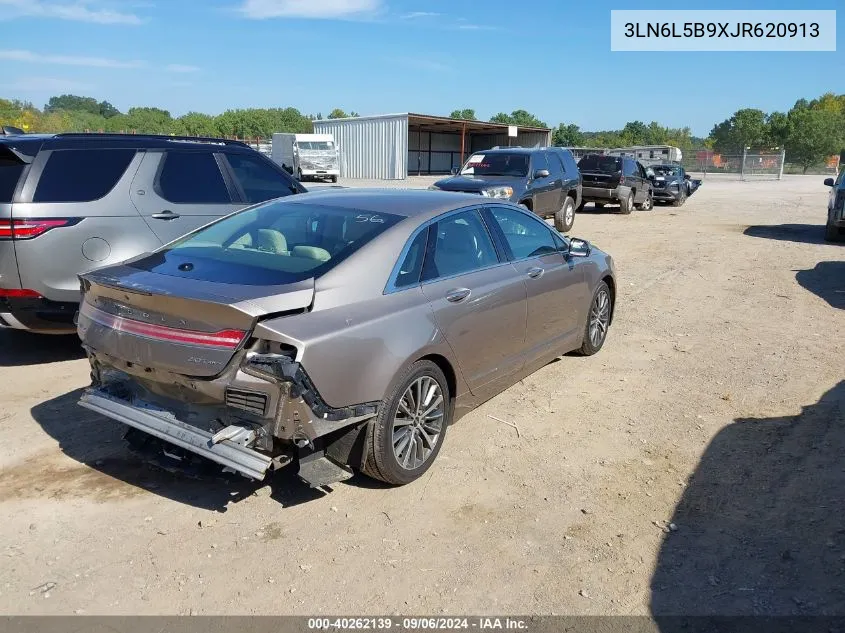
623,22,820,39
307,617,528,630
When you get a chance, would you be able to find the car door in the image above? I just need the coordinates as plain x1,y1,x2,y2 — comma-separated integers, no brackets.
419,208,528,393
543,150,565,212
484,205,587,365
636,162,650,201
527,152,556,216
130,149,241,244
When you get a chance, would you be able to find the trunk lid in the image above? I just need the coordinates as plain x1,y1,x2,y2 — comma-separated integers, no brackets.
78,262,313,377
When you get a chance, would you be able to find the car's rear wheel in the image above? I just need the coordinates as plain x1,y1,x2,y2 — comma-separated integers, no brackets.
577,281,612,356
331,175,338,183
619,191,634,214
672,189,687,207
826,219,840,242
554,196,576,233
363,360,450,485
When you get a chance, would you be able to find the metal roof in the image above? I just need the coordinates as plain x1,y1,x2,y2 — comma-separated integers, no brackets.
317,112,551,134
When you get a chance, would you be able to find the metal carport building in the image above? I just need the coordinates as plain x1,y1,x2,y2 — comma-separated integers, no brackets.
313,113,552,180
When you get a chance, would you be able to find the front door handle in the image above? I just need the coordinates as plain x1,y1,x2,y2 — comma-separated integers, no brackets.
527,267,544,279
445,288,471,303
152,210,180,220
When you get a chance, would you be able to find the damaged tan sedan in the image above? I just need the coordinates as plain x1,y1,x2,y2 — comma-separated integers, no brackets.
77,189,616,488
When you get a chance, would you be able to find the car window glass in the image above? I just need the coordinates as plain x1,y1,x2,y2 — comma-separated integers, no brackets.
547,153,564,178
34,149,136,203
0,158,24,203
422,210,498,281
461,152,529,177
489,206,557,259
624,160,637,176
158,151,230,204
225,153,295,203
836,169,844,186
579,155,621,173
394,228,429,288
638,164,647,178
532,152,549,175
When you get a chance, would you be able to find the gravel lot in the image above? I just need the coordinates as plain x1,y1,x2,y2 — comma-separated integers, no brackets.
1,175,843,616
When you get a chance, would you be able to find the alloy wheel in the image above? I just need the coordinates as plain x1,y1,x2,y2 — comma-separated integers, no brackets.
589,288,611,348
392,376,445,470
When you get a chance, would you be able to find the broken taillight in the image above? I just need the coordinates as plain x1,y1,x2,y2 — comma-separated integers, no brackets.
0,218,82,240
80,302,247,350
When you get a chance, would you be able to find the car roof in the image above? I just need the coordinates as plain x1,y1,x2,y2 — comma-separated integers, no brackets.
475,147,538,155
282,188,492,219
0,133,252,152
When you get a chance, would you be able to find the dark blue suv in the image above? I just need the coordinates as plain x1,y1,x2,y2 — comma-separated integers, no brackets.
429,147,582,233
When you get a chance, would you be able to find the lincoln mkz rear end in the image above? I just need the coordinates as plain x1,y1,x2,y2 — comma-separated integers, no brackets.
77,194,424,489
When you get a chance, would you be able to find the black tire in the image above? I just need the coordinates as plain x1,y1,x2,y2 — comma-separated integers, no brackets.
635,191,653,211
595,202,605,209
619,191,634,214
554,196,576,233
363,360,451,486
330,175,338,183
577,281,612,356
672,189,687,207
825,219,840,242
297,169,305,182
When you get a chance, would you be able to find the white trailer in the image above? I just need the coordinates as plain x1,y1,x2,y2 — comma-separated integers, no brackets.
271,133,340,183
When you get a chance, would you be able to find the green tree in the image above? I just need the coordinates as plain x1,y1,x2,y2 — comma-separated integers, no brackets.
552,123,584,147
98,100,121,118
766,111,790,148
620,120,649,145
119,107,173,134
785,107,842,173
174,112,219,137
327,108,349,119
449,109,477,121
490,109,547,128
709,108,769,153
44,94,101,115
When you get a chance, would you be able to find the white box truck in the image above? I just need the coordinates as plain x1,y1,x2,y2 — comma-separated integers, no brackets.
272,133,340,183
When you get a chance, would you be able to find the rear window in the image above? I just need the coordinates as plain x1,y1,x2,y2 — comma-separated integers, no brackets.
0,158,24,203
577,155,622,173
130,200,403,285
157,151,231,204
34,148,136,203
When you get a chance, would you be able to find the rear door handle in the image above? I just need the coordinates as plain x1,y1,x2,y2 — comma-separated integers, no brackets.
445,288,471,303
527,267,544,279
152,210,180,220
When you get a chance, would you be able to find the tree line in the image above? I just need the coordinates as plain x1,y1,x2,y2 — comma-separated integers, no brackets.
2,94,842,172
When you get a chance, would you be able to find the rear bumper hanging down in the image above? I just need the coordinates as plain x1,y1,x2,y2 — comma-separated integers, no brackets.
78,389,274,480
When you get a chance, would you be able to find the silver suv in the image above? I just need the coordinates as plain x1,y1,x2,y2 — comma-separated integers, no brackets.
0,133,305,333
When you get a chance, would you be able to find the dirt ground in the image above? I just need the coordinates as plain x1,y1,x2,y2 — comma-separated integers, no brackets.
0,174,843,616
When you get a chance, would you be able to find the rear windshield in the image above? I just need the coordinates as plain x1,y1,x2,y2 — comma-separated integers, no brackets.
297,141,334,150
578,155,622,173
0,158,24,203
130,200,403,285
460,153,530,177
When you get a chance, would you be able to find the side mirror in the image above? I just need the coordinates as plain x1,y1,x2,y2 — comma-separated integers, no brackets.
824,177,835,187
534,169,550,179
450,167,459,175
568,237,591,257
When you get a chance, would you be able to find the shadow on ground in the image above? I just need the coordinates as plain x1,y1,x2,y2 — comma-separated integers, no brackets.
651,381,845,617
795,261,845,310
0,330,85,367
28,388,333,512
744,224,837,245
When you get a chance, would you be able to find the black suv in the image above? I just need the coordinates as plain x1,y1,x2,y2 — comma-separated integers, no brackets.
429,147,582,233
578,154,653,214
0,133,306,333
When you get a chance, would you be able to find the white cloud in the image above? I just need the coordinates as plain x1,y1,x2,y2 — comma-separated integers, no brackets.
0,0,143,24
0,49,145,68
401,11,439,19
454,23,498,31
238,0,380,19
1,76,94,92
166,64,200,73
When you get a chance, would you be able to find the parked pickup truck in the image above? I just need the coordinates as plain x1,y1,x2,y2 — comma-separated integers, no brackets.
578,153,653,214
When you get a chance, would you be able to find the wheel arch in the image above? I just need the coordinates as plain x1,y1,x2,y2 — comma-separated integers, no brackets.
602,274,616,325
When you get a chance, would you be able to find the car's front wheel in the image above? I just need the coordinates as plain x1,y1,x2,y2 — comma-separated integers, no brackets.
619,191,634,214
577,281,612,356
826,219,841,242
363,360,450,485
554,196,576,233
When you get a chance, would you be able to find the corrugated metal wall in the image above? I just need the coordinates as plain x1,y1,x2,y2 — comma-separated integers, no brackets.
471,130,551,151
314,115,408,180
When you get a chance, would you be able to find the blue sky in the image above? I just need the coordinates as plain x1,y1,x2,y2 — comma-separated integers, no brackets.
0,0,842,136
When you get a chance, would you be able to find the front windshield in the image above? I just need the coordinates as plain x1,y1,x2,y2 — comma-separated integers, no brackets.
130,201,401,285
653,165,680,177
460,153,530,177
297,141,334,151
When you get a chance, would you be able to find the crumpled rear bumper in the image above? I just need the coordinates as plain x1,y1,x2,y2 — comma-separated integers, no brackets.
78,389,275,479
